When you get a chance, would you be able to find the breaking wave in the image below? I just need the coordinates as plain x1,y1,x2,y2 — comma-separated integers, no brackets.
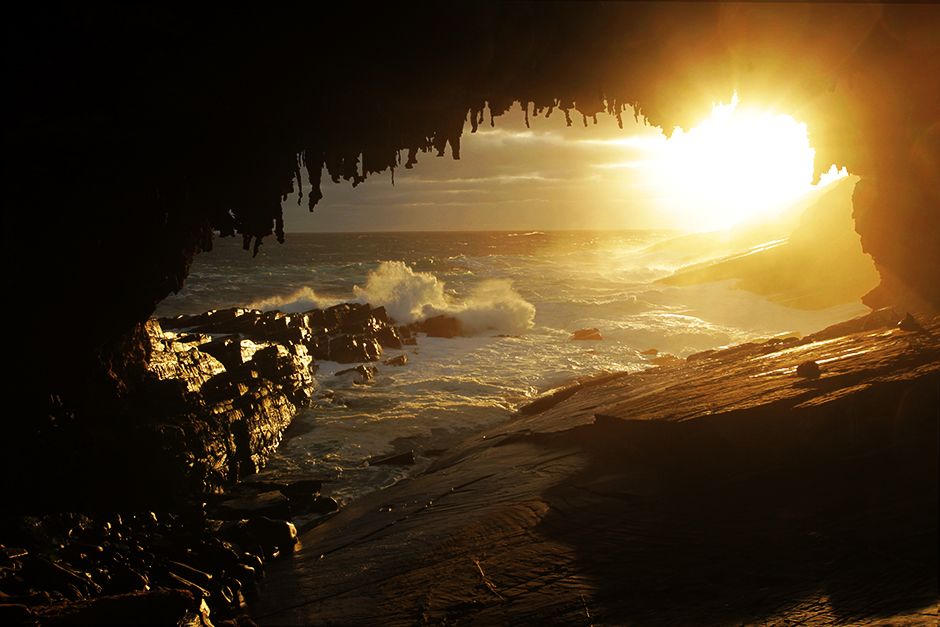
244,261,535,336
248,287,339,313
353,261,535,335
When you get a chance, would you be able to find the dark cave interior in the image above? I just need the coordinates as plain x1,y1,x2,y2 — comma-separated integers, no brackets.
5,2,938,504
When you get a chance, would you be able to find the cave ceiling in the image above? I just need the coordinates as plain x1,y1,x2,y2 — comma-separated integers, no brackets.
7,2,939,366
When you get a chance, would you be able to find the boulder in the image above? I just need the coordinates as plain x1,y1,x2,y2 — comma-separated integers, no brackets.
416,315,462,338
650,354,682,366
375,326,404,349
279,479,323,501
325,303,371,331
31,588,202,626
335,365,377,384
307,496,340,516
249,344,314,406
137,321,307,495
222,518,297,556
383,354,408,367
200,337,266,370
328,335,382,363
214,491,292,521
898,312,925,332
796,360,821,379
571,328,602,341
0,604,33,624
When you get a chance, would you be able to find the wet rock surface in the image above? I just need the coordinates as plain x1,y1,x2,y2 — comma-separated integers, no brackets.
366,451,417,467
796,360,822,379
162,303,407,365
570,327,603,341
1,302,419,624
135,318,313,497
408,315,463,339
0,475,346,625
383,354,408,367
334,365,377,385
254,314,940,625
0,511,260,625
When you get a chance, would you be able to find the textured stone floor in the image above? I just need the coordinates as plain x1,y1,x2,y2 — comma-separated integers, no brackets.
253,315,939,626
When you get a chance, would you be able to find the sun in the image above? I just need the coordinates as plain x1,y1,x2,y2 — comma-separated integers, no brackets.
647,93,818,231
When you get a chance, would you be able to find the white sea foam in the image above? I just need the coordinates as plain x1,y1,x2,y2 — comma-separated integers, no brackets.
248,287,339,313
352,261,449,322
352,261,535,335
160,230,872,505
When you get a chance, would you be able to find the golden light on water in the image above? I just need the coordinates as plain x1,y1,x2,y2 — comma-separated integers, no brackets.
644,94,830,231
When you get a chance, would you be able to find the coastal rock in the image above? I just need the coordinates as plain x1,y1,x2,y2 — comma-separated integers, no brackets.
796,360,821,379
806,307,901,342
375,326,404,349
383,354,408,366
367,451,416,466
222,518,297,556
162,304,400,365
215,491,292,521
0,508,286,623
307,496,340,516
257,315,940,625
650,354,682,366
199,337,266,371
335,365,377,385
279,480,323,501
570,328,602,341
248,344,315,406
126,319,316,497
686,349,716,362
162,307,259,335
280,488,335,517
0,604,33,624
415,315,462,338
325,303,370,330
898,312,925,333
31,588,203,625
328,335,382,363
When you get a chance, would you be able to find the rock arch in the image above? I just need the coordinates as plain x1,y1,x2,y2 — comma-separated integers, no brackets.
8,2,939,395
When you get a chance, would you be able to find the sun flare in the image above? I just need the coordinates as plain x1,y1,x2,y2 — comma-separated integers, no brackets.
648,94,820,231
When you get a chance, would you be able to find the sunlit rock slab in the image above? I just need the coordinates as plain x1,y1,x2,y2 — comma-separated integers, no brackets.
253,315,939,625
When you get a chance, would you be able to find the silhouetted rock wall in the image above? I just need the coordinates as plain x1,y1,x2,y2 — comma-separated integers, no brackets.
7,2,939,452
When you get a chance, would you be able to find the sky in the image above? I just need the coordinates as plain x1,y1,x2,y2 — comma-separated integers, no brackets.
284,104,674,232
283,97,825,233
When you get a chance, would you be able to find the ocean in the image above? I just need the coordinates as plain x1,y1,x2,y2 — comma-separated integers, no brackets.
156,230,867,505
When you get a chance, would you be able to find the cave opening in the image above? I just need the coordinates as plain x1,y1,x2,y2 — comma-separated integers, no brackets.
4,4,937,623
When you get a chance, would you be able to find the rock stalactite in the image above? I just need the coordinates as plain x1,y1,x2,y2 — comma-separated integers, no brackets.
6,3,939,500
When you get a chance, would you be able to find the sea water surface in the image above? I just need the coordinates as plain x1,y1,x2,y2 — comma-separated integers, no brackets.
157,230,866,504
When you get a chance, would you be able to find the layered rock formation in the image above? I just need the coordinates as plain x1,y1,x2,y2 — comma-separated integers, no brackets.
6,1,939,523
5,302,406,511
141,318,310,495
254,311,939,625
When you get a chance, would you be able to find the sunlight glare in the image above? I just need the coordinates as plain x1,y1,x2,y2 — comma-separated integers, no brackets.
647,94,821,231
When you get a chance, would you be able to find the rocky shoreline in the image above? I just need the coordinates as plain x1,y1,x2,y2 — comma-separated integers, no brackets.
253,309,939,625
1,302,450,625
5,307,937,624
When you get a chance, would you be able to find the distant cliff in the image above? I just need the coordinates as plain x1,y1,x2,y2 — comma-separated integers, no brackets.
660,177,880,309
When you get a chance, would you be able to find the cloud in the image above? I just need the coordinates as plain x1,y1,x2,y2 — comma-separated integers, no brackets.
592,161,650,170
398,173,558,185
